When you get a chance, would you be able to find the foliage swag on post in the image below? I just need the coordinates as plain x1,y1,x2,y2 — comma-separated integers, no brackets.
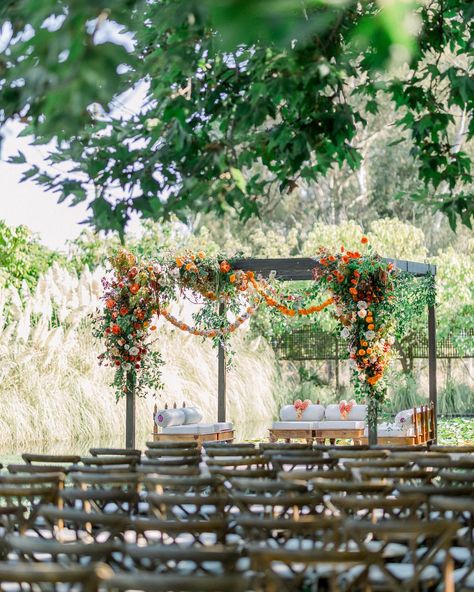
314,237,397,445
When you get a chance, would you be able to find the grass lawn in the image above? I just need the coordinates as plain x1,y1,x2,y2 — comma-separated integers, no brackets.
438,417,474,446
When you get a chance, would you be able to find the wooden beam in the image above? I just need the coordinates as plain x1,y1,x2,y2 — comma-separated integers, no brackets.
125,370,136,449
232,257,436,280
428,303,438,443
217,302,226,422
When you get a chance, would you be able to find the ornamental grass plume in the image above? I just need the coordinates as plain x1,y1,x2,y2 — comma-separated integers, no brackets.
0,265,284,450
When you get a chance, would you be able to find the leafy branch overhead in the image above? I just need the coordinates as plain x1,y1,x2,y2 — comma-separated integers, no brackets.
2,0,473,233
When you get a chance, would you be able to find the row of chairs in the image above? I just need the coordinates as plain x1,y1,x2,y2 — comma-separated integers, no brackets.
0,442,472,590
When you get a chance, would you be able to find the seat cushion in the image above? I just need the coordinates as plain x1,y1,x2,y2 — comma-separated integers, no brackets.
324,404,367,421
364,423,415,437
318,420,365,430
162,423,217,435
214,422,233,432
272,421,316,430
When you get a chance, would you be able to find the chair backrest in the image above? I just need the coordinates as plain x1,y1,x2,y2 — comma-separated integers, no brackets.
146,441,200,450
0,561,98,590
326,494,428,521
144,475,224,495
131,517,229,546
147,492,228,521
22,453,81,465
248,545,371,592
89,448,141,458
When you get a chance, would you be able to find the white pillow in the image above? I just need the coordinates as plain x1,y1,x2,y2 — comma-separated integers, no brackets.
324,404,341,421
394,408,422,428
324,404,366,421
155,408,185,428
348,405,367,421
280,404,325,421
183,407,203,425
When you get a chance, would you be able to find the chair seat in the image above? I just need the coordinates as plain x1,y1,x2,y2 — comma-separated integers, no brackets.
363,423,415,437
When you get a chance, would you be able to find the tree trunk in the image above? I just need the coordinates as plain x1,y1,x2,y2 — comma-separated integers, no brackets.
367,396,378,446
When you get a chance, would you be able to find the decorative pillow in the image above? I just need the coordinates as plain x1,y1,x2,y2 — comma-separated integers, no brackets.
155,408,186,428
182,407,203,425
394,408,422,430
325,403,367,421
325,404,342,421
280,404,325,421
347,404,367,421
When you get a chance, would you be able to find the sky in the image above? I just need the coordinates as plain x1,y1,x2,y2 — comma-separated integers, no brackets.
0,123,92,251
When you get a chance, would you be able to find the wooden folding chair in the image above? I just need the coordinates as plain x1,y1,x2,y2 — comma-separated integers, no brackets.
311,478,394,496
0,562,98,591
96,566,249,592
38,506,131,544
118,543,241,575
146,440,200,450
147,492,228,522
248,545,371,592
144,475,224,495
131,517,229,546
345,519,458,591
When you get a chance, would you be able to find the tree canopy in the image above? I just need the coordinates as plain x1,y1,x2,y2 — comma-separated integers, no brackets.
2,0,473,235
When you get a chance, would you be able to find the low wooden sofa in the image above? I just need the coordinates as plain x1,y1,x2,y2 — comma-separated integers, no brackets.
361,404,435,446
152,404,234,447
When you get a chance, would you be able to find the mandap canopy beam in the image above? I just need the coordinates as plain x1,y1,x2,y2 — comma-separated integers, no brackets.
216,257,437,442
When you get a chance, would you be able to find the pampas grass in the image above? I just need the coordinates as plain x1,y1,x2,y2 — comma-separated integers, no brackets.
0,266,285,451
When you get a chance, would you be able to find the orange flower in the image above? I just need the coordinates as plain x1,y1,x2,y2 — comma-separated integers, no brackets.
349,288,357,295
358,349,366,356
366,348,372,354
342,256,349,264
220,261,231,273
175,257,184,268
150,325,157,331
106,299,115,310
328,256,336,262
119,306,129,316
354,271,360,278
361,236,369,244
368,324,375,330
129,284,140,295
229,274,236,283
197,251,205,259
111,324,121,335
185,262,195,271
341,246,345,252
361,340,368,347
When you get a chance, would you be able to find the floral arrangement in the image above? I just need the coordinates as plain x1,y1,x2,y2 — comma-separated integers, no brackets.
96,248,336,399
313,237,397,402
294,399,311,420
94,250,164,399
339,399,356,419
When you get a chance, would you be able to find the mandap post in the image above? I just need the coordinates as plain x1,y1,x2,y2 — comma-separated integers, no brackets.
428,302,438,443
125,369,136,448
217,302,227,422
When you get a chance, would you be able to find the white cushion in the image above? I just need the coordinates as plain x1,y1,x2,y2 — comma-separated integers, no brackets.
347,404,367,420
214,422,233,432
183,407,203,425
162,423,217,435
280,404,325,421
272,421,316,430
363,422,415,437
155,408,186,428
325,404,367,421
318,420,365,430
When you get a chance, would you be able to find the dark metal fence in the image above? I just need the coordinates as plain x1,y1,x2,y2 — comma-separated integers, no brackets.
272,329,474,361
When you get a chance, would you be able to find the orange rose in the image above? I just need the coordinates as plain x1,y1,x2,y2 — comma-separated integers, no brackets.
358,349,366,356
111,324,121,335
220,261,231,273
368,324,375,330
197,251,205,259
175,257,184,268
361,236,369,244
119,306,129,316
229,274,236,283
349,288,357,295
129,284,140,295
106,299,115,309
150,325,157,331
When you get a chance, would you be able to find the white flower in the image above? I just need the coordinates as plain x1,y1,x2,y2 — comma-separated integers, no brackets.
129,346,139,356
335,306,343,316
357,309,367,318
369,354,377,363
379,338,385,345
387,335,395,345
357,301,368,309
341,327,350,339
365,330,376,340
123,363,132,371
145,118,160,130
170,267,180,278
350,347,357,355
124,344,130,350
